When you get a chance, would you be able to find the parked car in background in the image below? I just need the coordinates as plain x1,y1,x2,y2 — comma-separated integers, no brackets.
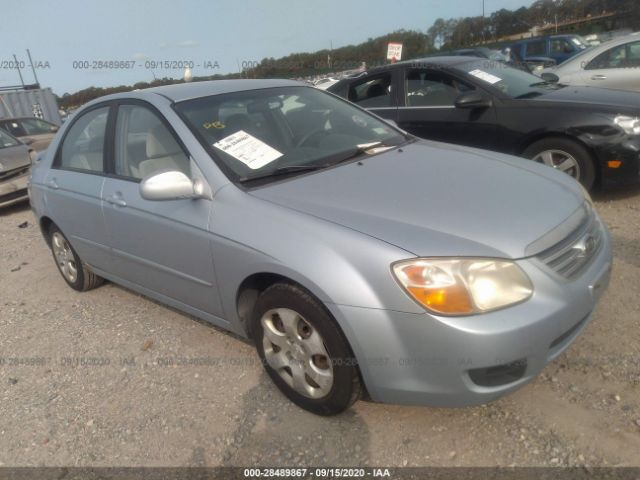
430,46,555,73
328,56,640,190
506,34,590,64
0,129,33,208
29,79,611,414
313,77,339,90
0,116,59,152
542,33,640,92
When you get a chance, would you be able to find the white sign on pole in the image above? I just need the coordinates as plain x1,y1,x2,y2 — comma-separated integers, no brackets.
386,43,403,61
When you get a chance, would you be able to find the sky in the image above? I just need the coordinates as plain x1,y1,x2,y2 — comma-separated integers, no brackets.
1,0,533,95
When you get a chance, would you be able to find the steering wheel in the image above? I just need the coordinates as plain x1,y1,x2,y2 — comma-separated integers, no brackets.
295,127,329,147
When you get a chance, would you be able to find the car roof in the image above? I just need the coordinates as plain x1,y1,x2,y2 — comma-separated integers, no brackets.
128,79,304,103
350,56,479,77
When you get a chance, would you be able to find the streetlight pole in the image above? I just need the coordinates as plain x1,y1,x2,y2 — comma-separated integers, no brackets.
482,0,485,43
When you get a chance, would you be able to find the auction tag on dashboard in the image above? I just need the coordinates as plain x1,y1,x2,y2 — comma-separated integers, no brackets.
213,130,283,169
468,69,502,84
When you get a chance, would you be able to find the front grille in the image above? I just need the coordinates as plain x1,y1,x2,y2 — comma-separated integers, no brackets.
537,210,603,279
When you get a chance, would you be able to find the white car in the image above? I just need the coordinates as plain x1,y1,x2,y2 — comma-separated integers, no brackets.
313,77,339,90
543,32,640,91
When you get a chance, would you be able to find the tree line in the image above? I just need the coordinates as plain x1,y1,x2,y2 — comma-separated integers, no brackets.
57,0,639,109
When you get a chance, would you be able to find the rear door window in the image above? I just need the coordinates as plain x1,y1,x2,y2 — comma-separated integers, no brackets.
58,107,109,172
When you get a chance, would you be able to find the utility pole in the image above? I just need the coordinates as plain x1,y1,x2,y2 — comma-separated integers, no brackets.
26,49,39,86
13,54,25,88
482,0,486,43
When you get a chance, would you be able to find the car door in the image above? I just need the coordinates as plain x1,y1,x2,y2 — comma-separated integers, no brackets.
396,67,500,150
583,40,640,90
344,70,399,123
101,101,222,316
43,105,112,271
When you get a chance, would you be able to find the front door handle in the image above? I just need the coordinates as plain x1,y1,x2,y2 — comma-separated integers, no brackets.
46,178,59,189
105,195,127,207
591,74,607,80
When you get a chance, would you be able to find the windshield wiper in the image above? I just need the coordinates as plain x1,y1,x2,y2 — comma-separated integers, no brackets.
322,141,397,167
238,142,397,183
238,164,325,183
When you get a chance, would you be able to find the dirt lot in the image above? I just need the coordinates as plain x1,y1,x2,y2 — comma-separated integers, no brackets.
1,185,639,468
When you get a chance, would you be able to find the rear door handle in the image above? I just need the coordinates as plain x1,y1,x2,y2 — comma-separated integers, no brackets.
591,74,607,80
105,195,127,207
46,178,58,189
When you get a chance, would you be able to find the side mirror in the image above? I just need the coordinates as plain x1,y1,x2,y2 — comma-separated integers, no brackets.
22,137,35,146
140,170,211,201
454,91,492,109
541,72,560,83
50,125,59,133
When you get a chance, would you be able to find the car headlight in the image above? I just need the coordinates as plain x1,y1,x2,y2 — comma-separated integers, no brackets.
614,116,640,135
392,258,533,316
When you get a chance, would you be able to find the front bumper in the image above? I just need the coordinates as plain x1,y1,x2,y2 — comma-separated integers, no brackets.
0,168,30,208
593,136,640,184
327,219,612,407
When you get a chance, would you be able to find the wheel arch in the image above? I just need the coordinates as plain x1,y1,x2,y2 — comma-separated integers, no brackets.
236,271,337,341
39,216,55,247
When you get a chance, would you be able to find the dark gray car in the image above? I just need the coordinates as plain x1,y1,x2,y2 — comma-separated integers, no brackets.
29,80,612,415
0,129,32,208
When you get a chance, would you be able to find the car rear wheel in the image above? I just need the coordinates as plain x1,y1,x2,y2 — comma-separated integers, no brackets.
523,137,596,190
49,225,104,291
252,282,361,416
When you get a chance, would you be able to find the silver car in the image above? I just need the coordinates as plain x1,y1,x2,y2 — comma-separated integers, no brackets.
29,80,612,415
544,32,640,91
0,129,32,208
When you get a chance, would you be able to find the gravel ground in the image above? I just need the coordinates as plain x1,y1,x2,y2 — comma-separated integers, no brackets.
0,185,639,468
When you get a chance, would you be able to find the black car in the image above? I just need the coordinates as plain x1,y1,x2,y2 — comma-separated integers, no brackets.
328,57,640,190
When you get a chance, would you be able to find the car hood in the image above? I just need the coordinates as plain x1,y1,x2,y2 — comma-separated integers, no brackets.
533,85,640,110
250,141,586,259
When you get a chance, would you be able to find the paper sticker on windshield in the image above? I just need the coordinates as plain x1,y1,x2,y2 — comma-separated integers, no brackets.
213,130,282,170
468,69,502,85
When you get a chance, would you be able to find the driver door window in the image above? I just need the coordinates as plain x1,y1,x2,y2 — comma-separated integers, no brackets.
114,104,190,180
587,41,640,69
405,69,473,107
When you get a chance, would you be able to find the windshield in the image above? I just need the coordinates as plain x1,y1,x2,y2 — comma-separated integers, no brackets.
0,129,20,148
21,118,55,135
175,86,407,182
458,60,563,99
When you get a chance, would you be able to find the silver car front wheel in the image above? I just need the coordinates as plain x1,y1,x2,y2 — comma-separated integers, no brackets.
253,283,361,415
261,308,334,399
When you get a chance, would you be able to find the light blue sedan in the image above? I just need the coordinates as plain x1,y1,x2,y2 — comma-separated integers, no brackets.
29,80,612,415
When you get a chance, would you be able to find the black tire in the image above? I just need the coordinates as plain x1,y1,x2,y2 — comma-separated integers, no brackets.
48,224,104,292
252,282,361,416
523,137,596,190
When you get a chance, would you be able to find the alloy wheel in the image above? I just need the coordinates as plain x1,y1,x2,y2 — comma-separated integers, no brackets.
533,149,581,180
51,232,78,283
